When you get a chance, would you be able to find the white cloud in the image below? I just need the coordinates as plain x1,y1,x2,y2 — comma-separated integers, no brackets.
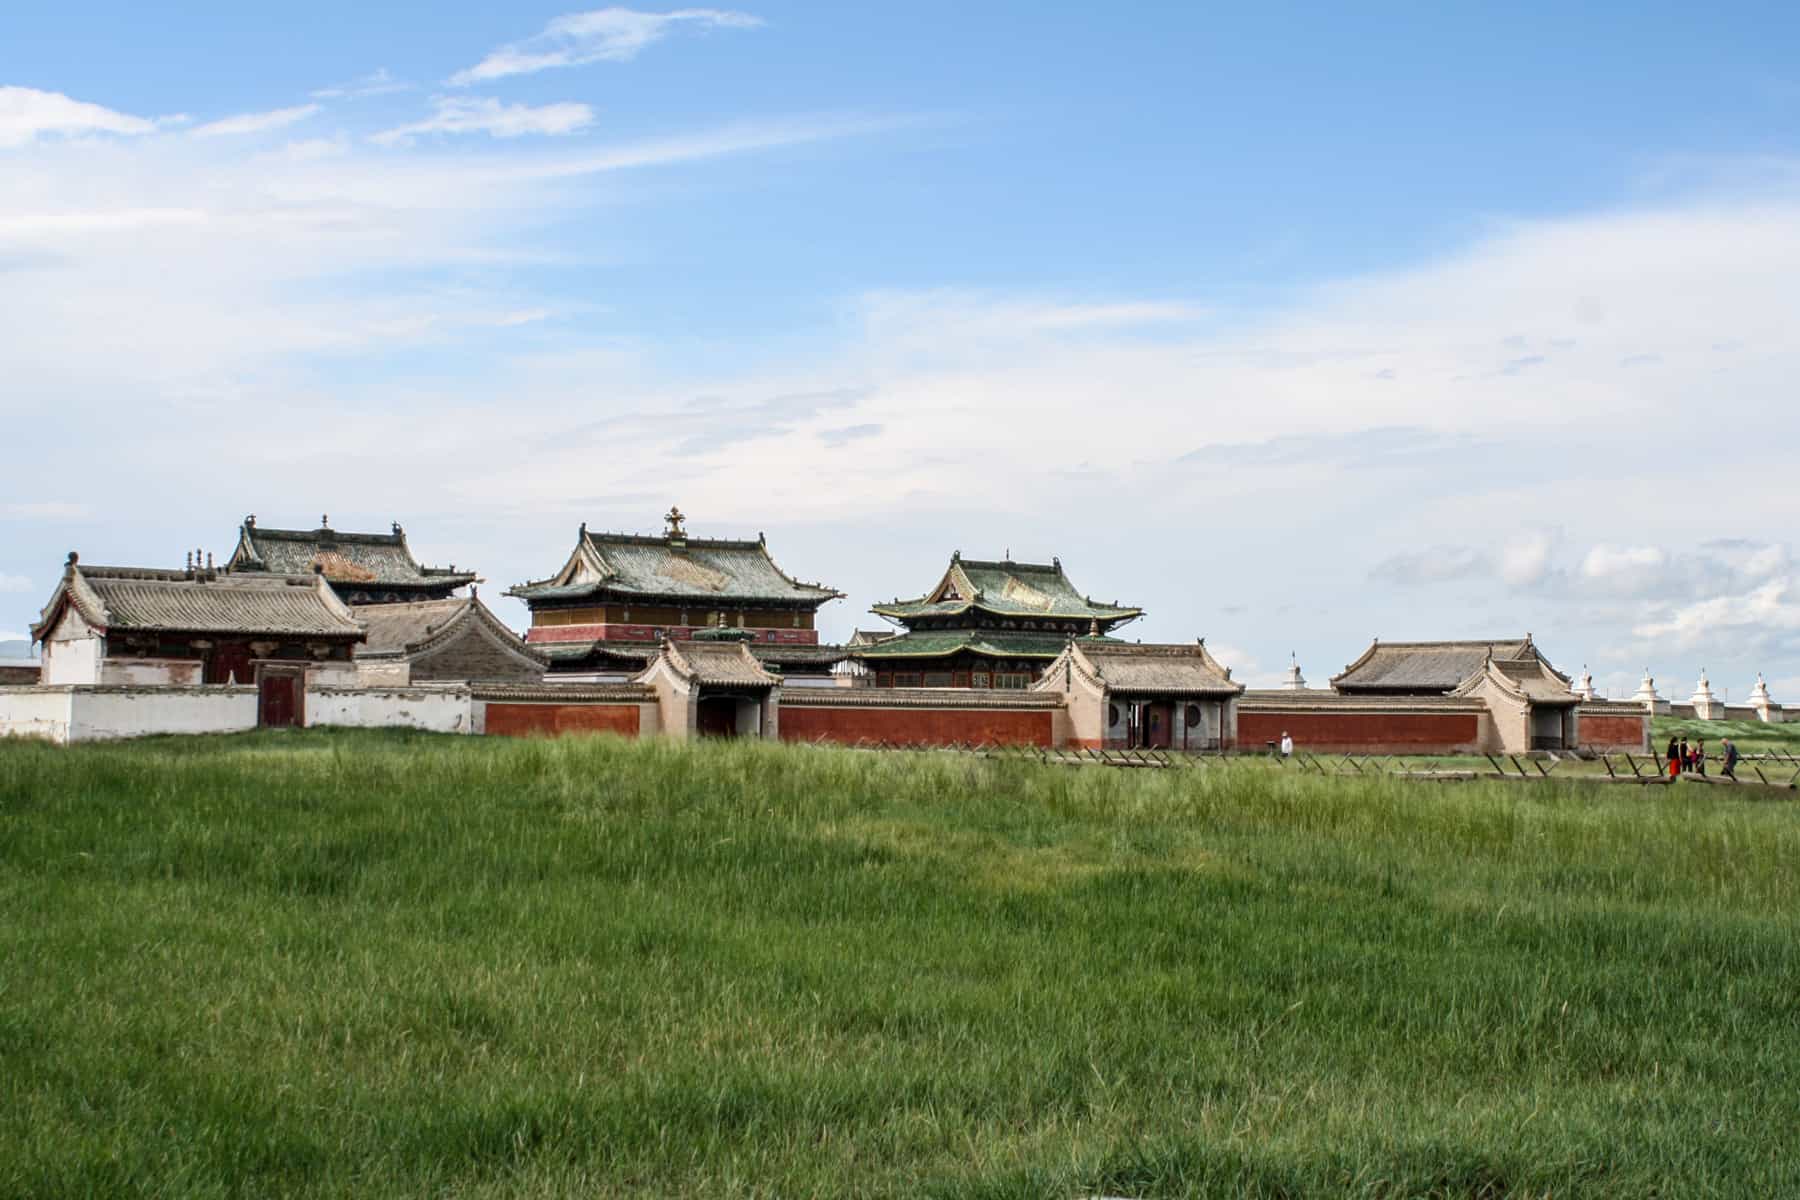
0,575,30,593
1500,532,1555,587
1633,578,1800,648
450,7,762,84
192,104,322,138
0,86,161,148
311,69,410,100
371,97,594,146
1580,544,1666,580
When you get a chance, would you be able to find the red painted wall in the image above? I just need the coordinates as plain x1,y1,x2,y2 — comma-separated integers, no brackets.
484,703,640,738
1578,713,1649,750
526,624,818,645
1238,710,1482,755
779,705,1054,747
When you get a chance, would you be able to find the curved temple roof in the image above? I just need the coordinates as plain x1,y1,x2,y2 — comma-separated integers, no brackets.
871,554,1141,627
1330,637,1543,694
230,517,476,592
33,559,363,642
509,522,842,606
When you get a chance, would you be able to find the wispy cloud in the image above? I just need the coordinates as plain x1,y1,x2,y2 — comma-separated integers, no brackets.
192,104,322,138
0,86,161,149
450,7,762,85
311,69,410,100
371,97,594,146
2,502,92,520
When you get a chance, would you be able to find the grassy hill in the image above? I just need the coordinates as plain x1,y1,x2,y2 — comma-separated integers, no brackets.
3,730,1798,1198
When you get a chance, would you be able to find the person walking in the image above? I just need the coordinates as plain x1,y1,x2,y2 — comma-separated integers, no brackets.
1722,737,1740,781
1694,739,1707,777
1679,736,1692,774
1279,731,1294,760
1667,736,1681,780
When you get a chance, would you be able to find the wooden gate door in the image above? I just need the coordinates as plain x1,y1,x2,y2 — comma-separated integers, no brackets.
258,672,303,728
696,696,737,738
1143,702,1173,750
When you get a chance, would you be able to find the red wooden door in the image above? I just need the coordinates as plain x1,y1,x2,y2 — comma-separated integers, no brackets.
258,673,302,728
1143,702,1173,750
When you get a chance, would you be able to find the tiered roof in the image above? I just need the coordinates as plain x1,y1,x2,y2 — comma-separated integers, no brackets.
229,516,476,594
852,628,1108,662
32,556,363,642
508,509,841,608
1330,637,1541,694
871,553,1140,627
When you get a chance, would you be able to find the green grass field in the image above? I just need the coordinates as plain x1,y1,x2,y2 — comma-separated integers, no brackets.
4,730,1798,1198
1654,714,1800,757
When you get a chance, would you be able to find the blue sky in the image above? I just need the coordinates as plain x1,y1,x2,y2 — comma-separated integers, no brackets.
4,2,1800,701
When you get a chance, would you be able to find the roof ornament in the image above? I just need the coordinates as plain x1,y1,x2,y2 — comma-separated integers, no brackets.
186,551,193,571
391,521,403,535
245,514,256,528
320,514,330,529
66,551,79,568
664,505,687,539
1088,617,1100,637
579,521,588,535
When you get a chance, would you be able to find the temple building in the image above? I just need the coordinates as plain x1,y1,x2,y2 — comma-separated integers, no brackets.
854,552,1141,688
352,593,547,687
227,515,477,605
31,553,364,724
508,508,843,674
1036,639,1243,749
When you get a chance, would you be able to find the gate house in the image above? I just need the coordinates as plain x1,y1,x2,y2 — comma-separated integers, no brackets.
1036,640,1243,750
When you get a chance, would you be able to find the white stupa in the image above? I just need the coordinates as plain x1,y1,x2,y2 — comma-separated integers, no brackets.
1749,673,1779,723
1283,653,1307,690
1573,665,1597,701
1689,669,1726,721
1632,669,1670,715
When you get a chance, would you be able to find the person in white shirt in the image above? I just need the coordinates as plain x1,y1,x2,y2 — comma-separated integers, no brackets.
1279,731,1294,759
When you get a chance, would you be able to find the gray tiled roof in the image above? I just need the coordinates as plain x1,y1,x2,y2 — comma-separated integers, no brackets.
1331,638,1537,692
1071,642,1243,696
34,562,363,640
351,596,545,664
230,519,475,589
652,640,780,687
509,526,841,605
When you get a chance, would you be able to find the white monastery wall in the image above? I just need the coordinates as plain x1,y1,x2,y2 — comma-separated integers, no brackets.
67,687,257,742
0,687,75,743
306,685,472,734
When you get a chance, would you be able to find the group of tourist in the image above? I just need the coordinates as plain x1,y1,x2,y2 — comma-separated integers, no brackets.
1668,735,1741,780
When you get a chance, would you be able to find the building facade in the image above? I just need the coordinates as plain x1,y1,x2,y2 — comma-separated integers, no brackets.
509,509,843,668
854,553,1141,688
30,553,365,726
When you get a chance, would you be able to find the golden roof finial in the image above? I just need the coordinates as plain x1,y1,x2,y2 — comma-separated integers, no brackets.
665,505,687,539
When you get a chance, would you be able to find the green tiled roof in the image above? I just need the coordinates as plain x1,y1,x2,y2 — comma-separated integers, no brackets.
230,518,475,590
871,555,1140,626
509,524,841,606
852,629,1115,661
